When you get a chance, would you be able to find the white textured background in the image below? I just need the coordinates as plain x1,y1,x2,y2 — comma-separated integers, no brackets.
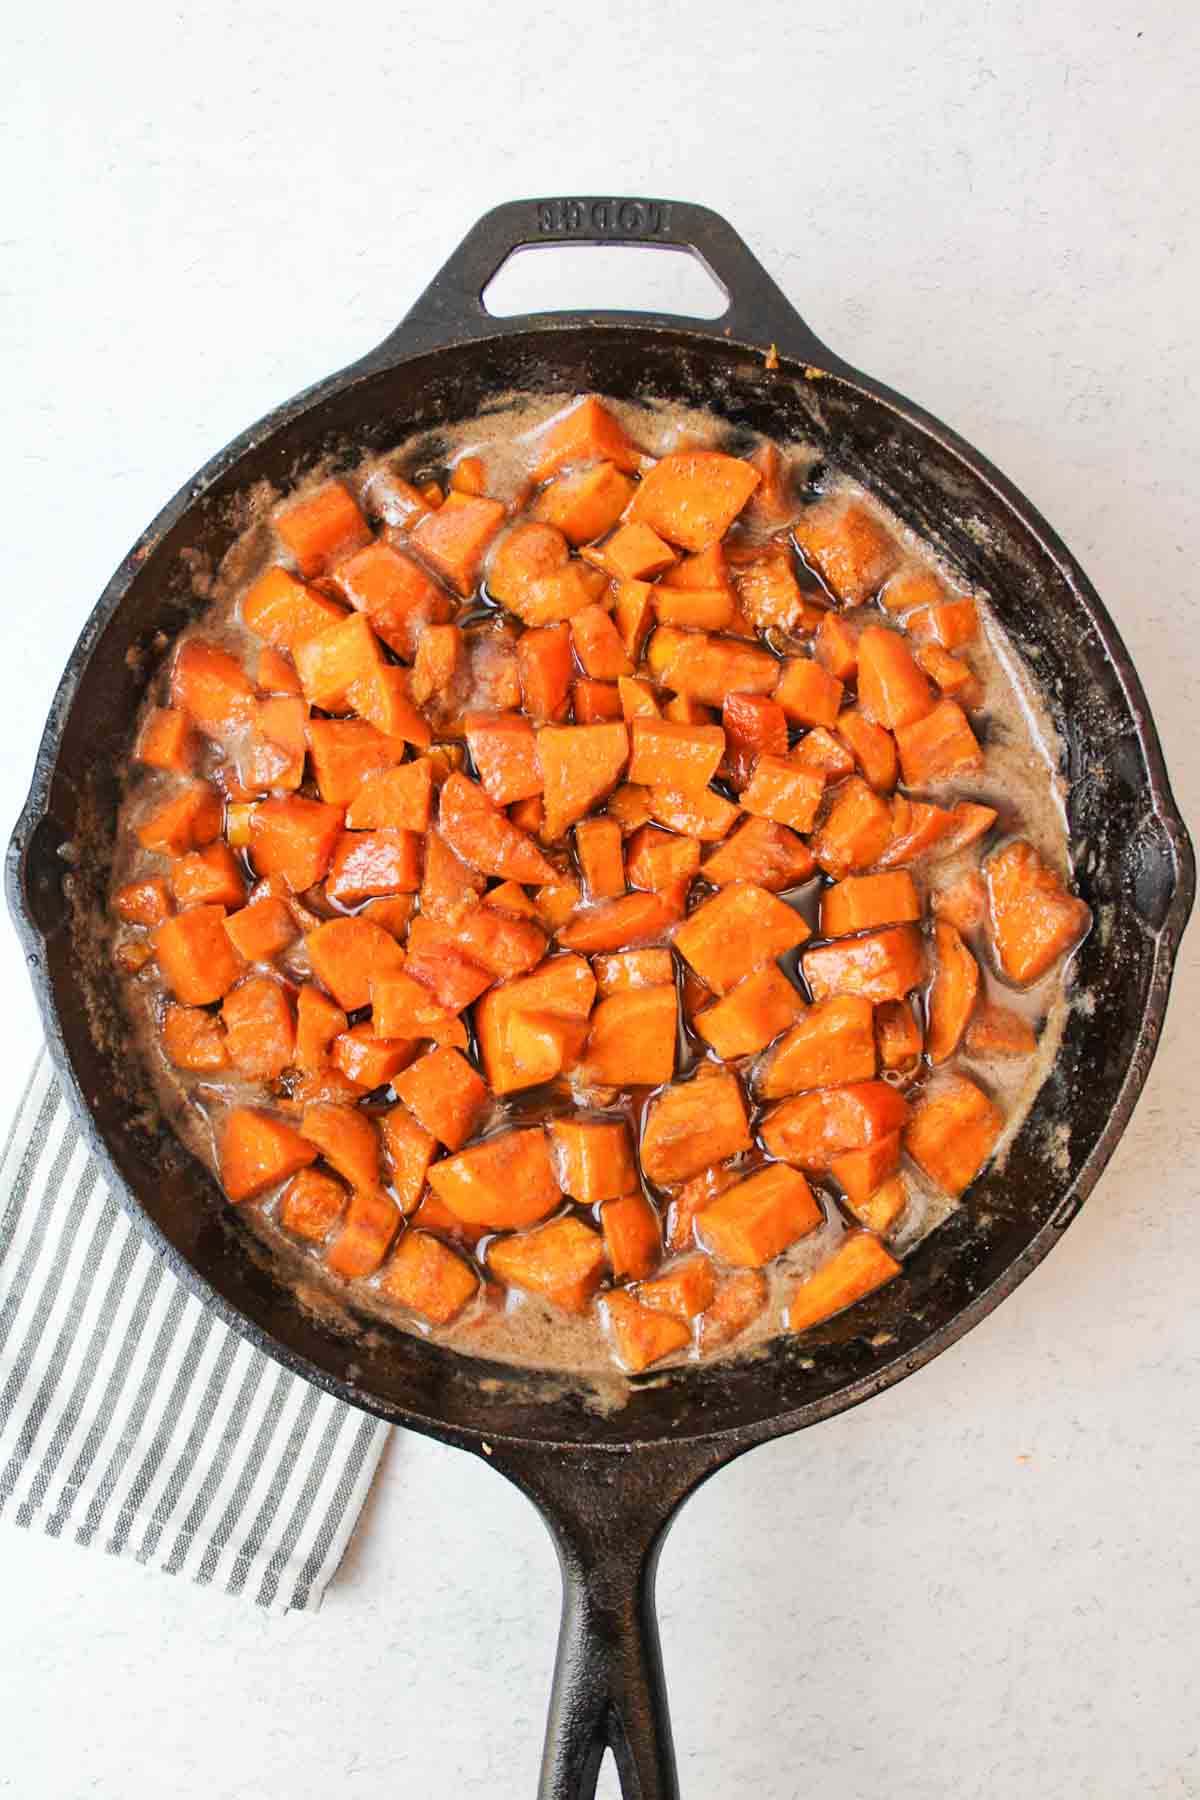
3,3,1198,1796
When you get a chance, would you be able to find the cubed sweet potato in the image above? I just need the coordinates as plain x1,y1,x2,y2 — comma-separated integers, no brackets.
648,627,778,706
926,920,980,1062
574,816,626,899
438,772,556,883
410,491,507,594
879,565,947,616
601,1193,662,1282
409,623,464,710
592,949,674,994
939,801,999,858
698,1163,822,1267
306,916,406,1011
985,840,1091,986
427,1127,561,1228
618,676,661,723
548,1117,637,1204
760,1080,910,1170
278,1167,348,1242
769,658,843,730
275,481,371,578
792,501,899,603
904,1075,1003,1195
379,1231,478,1324
155,905,243,1004
932,869,987,935
640,1066,752,1186
815,612,860,681
464,711,543,806
965,1002,1038,1058
349,663,432,747
330,541,453,659
420,828,487,924
733,545,822,635
802,924,924,1004
325,828,422,906
876,796,955,868
392,1046,489,1152
894,698,983,784
674,882,809,994
820,871,921,937
222,976,296,1079
325,1187,401,1281
305,718,403,807
583,985,677,1088
856,626,936,731
295,983,348,1070
908,595,978,648
835,710,898,793
790,727,856,781
624,825,701,898
665,1165,737,1255
613,580,658,662
702,816,816,891
627,719,725,794
114,876,173,927
170,640,256,739
220,1107,318,1203
557,890,679,953
257,646,318,701
370,971,470,1048
571,603,634,680
136,707,198,774
162,1004,228,1071
537,722,629,840
138,781,224,857
698,1269,769,1351
242,566,348,652
645,783,740,842
759,994,877,1098
652,585,735,631
601,1289,691,1372
637,1254,716,1319
533,396,641,480
828,1133,901,1207
627,452,760,551
722,693,788,789
810,777,895,877
534,462,635,547
591,521,678,581
572,679,623,722
293,612,382,712
875,998,923,1071
845,1173,907,1235
915,643,983,710
329,1023,417,1090
475,954,596,1094
379,1104,439,1213
300,1101,381,1192
345,758,434,832
787,1231,901,1332
488,521,570,609
740,756,826,833
250,796,344,891
694,964,806,1059
533,877,583,931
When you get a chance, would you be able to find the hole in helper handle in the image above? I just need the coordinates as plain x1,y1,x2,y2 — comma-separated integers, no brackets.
482,1435,735,1800
380,196,838,364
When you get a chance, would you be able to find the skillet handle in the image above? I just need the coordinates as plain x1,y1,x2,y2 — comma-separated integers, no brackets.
380,196,836,364
484,1437,733,1800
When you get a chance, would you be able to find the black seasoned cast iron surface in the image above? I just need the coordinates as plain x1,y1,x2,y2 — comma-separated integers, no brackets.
7,199,1193,1798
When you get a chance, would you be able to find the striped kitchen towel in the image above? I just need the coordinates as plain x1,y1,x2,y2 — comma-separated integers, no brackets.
0,1052,390,1611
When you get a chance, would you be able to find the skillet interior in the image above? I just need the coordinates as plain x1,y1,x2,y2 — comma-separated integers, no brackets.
10,326,1189,1450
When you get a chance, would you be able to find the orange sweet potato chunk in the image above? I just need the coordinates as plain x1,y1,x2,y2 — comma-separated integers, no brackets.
601,1193,662,1282
985,840,1091,986
759,995,877,1098
815,612,860,681
305,718,402,807
722,692,788,788
571,603,634,679
829,1133,902,1208
627,720,725,793
300,1102,381,1192
932,869,987,935
637,1254,716,1320
571,679,622,723
250,796,344,891
856,626,936,732
792,501,900,603
370,971,469,1048
790,727,855,781
665,1165,737,1255
557,890,679,954
428,1127,561,1229
475,953,596,1094
349,663,432,747
876,796,955,869
548,1118,637,1204
926,920,980,1063
138,781,224,857
904,1075,1003,1195
908,596,979,648
592,949,674,994
537,722,629,840
155,906,243,1004
618,676,661,722
306,916,406,1012
293,612,383,711
698,1269,769,1351
760,1080,910,1171
279,1167,348,1242
601,1289,691,1372
325,828,422,906
136,707,197,774
379,1104,439,1213
625,825,701,897
420,827,487,924
698,1164,822,1267
845,1172,907,1235
220,1108,319,1203
652,585,735,631
774,658,844,730
170,640,256,739
628,452,760,551
702,816,816,892
645,783,740,843
534,462,635,547
880,565,948,616
114,876,173,927
965,1002,1038,1058
330,1024,417,1090
162,1004,228,1072
410,491,506,594
803,924,924,1004
294,983,348,1071
595,521,677,581
641,1066,752,1186
533,396,642,480
836,710,898,793
574,816,626,900
810,777,895,878
674,882,809,995
915,643,983,709
275,481,371,578
787,1231,901,1333
393,1046,489,1152
694,964,806,1059
490,1216,607,1315
345,759,434,832
740,756,825,833
444,905,547,979
222,976,295,1080
647,627,778,706
465,712,543,806
732,545,822,635
242,567,348,653
895,699,983,784
489,520,570,608
438,772,555,883
820,871,921,937
241,695,308,793
325,1187,401,1280
258,645,314,698
583,985,677,1088
329,541,453,660
875,998,923,1071
380,1231,479,1324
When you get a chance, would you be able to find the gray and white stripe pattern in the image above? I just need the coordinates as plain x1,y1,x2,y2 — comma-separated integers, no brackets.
0,1053,390,1610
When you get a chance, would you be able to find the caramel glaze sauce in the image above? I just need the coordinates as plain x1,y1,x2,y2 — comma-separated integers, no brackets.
110,392,1079,1379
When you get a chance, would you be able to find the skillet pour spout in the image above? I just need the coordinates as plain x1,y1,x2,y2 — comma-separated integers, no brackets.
7,198,1193,1800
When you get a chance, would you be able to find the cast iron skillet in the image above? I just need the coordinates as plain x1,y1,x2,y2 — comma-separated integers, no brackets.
7,198,1194,1798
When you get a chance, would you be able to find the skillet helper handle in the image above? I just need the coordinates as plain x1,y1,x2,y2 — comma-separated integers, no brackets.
484,1437,729,1800
389,195,835,363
